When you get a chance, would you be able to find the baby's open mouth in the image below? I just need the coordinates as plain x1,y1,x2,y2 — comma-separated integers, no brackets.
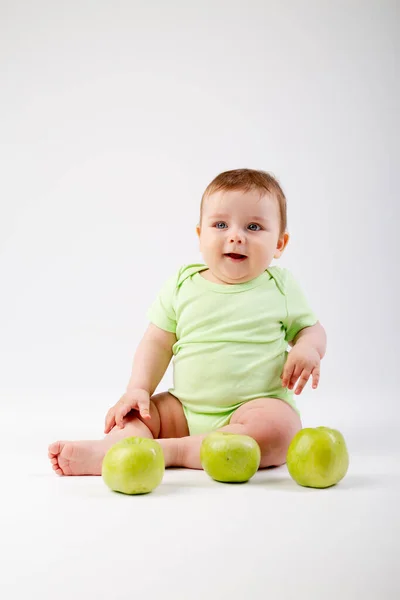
224,253,247,261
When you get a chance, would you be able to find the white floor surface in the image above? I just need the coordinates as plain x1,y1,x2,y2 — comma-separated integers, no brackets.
2,400,399,600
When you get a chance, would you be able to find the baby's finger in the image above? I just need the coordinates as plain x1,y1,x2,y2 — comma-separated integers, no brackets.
294,369,311,395
104,409,115,434
105,418,115,434
115,404,129,429
138,398,151,420
312,367,320,389
288,365,302,390
281,363,294,388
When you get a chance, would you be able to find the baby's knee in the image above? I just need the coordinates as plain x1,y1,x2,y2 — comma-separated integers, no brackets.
247,420,292,467
137,401,162,438
234,406,300,466
248,417,291,448
121,402,161,438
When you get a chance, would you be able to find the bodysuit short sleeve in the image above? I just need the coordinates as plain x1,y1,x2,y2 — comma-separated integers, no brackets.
146,272,178,333
282,270,318,342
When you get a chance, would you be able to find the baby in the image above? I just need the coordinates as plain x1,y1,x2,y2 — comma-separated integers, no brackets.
49,168,326,476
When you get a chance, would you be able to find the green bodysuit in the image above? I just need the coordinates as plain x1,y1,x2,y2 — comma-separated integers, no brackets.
147,264,317,435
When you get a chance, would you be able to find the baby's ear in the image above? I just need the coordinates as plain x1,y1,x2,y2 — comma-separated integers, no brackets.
274,232,289,258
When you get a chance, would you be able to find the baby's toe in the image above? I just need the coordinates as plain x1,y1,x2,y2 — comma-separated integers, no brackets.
48,441,63,456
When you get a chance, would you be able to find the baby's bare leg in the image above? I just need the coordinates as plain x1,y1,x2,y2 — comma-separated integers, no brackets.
159,397,301,470
48,392,189,476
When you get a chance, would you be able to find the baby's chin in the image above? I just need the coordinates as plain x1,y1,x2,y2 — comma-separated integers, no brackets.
209,263,268,285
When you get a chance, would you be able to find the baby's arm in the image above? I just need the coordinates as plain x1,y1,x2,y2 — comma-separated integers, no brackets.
290,321,326,358
281,321,327,395
126,323,177,396
104,324,176,433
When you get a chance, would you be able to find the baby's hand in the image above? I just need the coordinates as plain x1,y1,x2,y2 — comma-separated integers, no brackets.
104,389,151,434
281,342,321,395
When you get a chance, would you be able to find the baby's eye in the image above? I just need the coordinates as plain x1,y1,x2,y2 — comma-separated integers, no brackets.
215,222,228,229
248,223,262,231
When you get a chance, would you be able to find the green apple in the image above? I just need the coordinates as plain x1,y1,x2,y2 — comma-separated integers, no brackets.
102,437,165,494
287,426,349,488
200,432,261,483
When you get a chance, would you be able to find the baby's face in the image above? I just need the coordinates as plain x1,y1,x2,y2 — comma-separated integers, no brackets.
197,189,288,285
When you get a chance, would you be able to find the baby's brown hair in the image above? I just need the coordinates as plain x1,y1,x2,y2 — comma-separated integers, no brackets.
200,168,287,235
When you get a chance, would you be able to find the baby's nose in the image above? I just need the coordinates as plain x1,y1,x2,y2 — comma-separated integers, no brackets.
229,230,245,243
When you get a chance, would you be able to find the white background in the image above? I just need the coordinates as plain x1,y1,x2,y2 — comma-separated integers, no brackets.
1,2,399,599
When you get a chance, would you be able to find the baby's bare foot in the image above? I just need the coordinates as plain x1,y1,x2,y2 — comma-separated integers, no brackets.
48,440,109,476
